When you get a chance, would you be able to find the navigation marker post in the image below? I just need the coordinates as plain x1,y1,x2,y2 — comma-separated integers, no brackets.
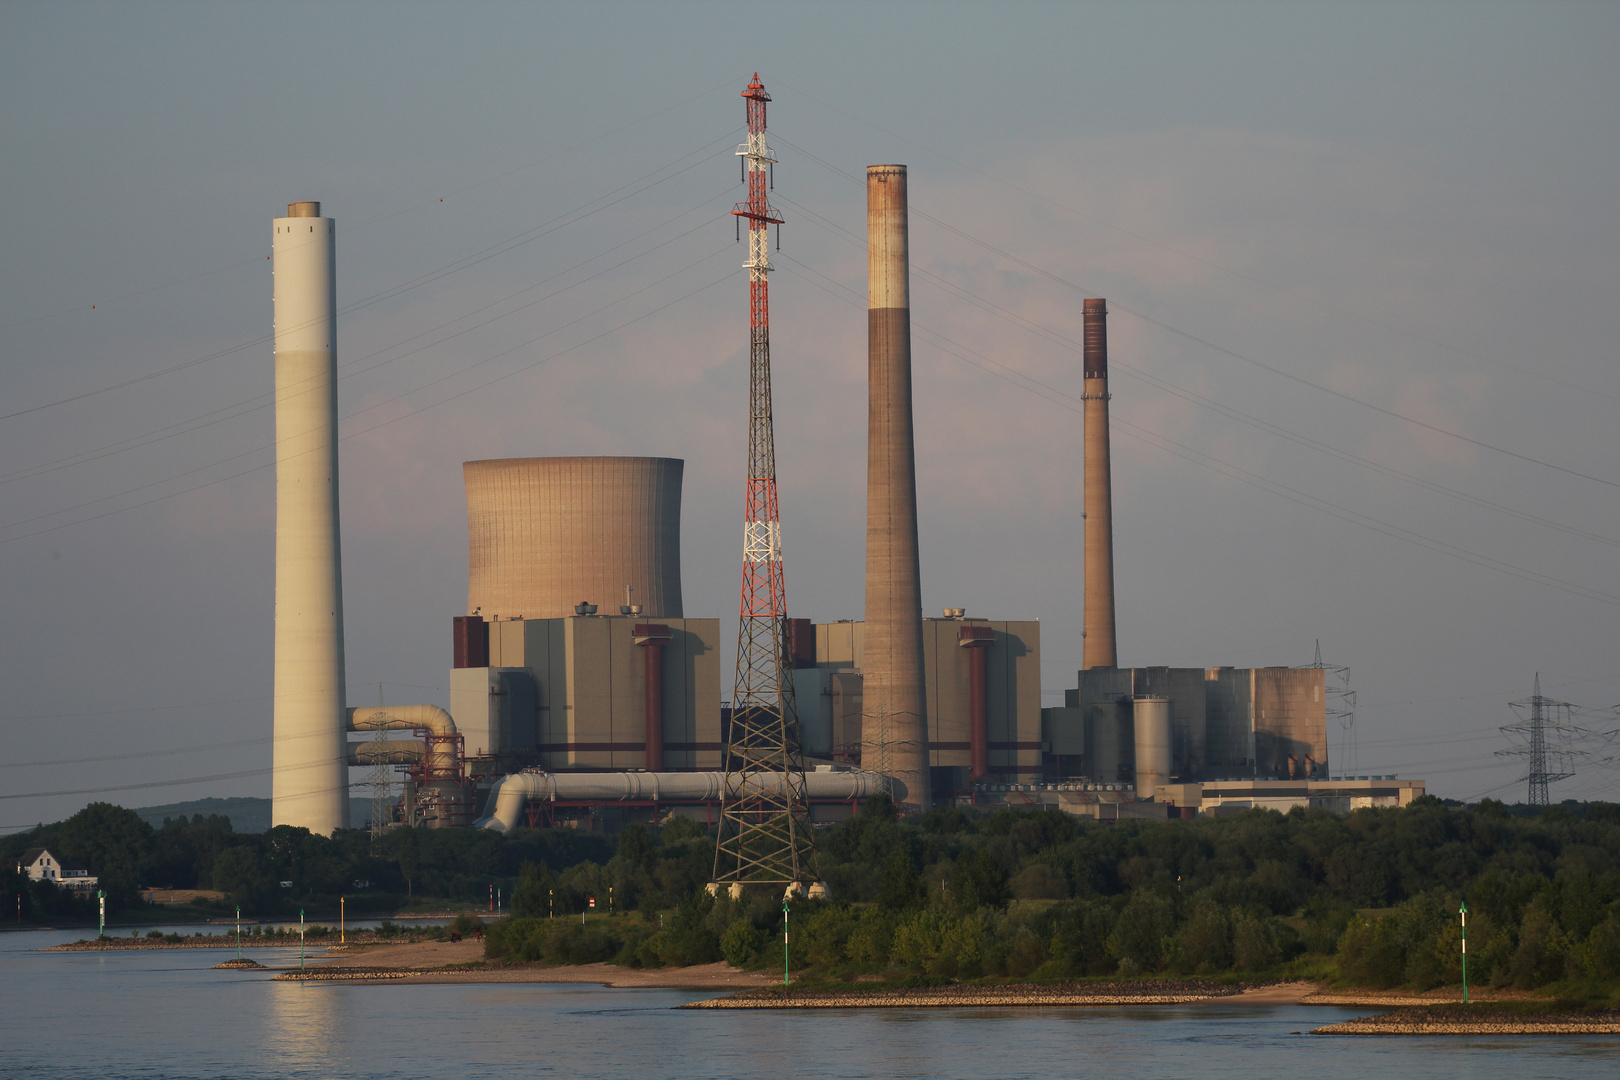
97,890,105,938
299,909,306,973
236,906,242,961
782,901,791,987
1459,900,1469,1003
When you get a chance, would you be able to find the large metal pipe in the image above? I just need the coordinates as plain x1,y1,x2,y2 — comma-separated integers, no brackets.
1082,298,1118,670
271,200,348,833
478,767,892,832
347,704,456,736
347,741,425,767
863,164,930,812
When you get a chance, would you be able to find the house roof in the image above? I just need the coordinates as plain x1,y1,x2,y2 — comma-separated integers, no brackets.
16,847,92,875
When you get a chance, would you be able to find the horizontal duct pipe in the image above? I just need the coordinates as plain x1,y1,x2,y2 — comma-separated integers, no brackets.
348,705,456,735
478,769,892,832
347,741,424,767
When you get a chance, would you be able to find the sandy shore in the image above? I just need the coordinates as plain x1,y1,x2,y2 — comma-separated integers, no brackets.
284,940,775,988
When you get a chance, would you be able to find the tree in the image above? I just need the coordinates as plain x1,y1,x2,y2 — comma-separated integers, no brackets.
211,846,276,912
877,850,927,912
949,847,1010,911
510,861,554,919
382,828,421,902
56,802,154,906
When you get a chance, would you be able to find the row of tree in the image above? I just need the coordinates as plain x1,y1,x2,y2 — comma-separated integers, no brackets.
6,795,1618,993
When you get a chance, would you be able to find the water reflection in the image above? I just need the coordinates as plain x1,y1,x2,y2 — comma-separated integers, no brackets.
266,978,345,1075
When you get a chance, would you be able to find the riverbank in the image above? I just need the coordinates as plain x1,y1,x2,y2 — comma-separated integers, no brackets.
1313,1002,1620,1035
680,978,1302,1009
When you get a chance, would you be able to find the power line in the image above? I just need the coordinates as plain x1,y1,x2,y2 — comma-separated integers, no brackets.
775,191,1618,553
0,249,739,546
0,190,734,489
766,80,1620,406
773,254,1620,606
0,129,736,424
776,135,1619,493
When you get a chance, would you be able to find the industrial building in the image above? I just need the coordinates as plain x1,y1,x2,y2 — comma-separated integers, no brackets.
450,611,722,772
794,614,1043,799
1043,665,1330,787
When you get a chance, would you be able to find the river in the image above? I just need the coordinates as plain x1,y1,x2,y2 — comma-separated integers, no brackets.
2,924,1614,1079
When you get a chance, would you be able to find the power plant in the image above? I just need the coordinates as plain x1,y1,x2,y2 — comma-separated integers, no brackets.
267,81,1424,841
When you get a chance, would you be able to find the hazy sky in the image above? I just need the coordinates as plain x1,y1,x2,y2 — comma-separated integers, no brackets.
3,1,1616,827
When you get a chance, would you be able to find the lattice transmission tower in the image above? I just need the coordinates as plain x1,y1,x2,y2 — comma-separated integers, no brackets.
1310,640,1356,774
1497,673,1584,805
712,74,816,891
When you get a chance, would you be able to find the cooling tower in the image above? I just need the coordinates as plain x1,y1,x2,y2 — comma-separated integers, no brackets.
862,165,930,812
464,456,684,620
271,200,349,833
1082,298,1118,670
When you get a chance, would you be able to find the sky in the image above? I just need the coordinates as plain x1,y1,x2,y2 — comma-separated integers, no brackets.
2,1,1616,828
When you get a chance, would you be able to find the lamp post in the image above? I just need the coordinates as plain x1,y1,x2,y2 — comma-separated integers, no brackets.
1459,900,1469,1004
782,901,791,987
340,896,345,945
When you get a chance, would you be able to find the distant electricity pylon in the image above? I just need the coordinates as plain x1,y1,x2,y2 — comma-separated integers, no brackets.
1497,673,1584,805
1310,640,1356,774
712,74,816,891
368,684,394,840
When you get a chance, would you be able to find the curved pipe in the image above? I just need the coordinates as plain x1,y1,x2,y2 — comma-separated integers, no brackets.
478,768,893,832
348,705,456,735
347,741,424,767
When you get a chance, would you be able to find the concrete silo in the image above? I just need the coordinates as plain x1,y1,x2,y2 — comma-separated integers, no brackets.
271,201,349,833
463,456,684,620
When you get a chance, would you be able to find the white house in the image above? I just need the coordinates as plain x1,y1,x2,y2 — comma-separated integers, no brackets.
17,848,98,893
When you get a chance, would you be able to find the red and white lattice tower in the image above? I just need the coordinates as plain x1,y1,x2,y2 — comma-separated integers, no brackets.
712,74,816,890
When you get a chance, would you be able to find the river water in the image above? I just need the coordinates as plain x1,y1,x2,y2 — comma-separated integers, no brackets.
3,925,1614,1079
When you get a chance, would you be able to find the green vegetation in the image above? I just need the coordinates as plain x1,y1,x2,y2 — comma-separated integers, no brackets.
6,794,1619,1001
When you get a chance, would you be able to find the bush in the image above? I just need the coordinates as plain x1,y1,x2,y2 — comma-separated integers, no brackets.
721,918,763,967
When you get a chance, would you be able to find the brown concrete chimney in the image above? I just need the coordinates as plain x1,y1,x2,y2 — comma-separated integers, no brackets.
1082,298,1118,669
863,164,930,812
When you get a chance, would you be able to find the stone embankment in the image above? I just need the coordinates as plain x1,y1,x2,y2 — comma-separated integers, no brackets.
1313,1005,1620,1035
685,979,1259,1009
271,968,417,981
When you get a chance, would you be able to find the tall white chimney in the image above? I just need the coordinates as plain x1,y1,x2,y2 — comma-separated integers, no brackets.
271,201,348,833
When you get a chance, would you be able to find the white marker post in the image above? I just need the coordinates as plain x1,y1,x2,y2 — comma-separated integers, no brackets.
1459,900,1469,1004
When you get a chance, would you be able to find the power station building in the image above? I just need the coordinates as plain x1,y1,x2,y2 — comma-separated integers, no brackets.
794,614,1043,797
450,613,722,773
1043,666,1330,787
